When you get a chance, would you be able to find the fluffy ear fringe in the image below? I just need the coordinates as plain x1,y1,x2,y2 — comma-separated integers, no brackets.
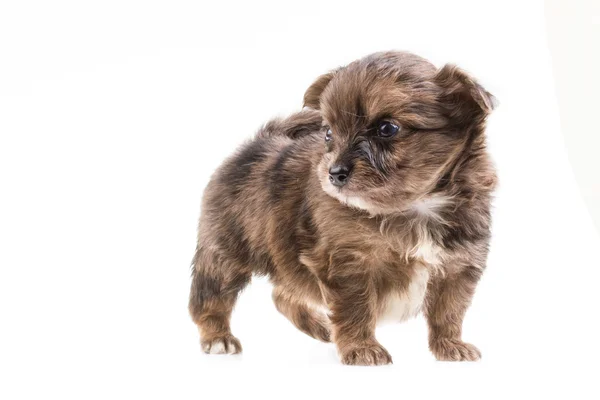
436,64,497,114
302,70,338,109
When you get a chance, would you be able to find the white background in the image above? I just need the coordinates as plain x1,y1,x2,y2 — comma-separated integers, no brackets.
1,1,599,399
546,0,600,235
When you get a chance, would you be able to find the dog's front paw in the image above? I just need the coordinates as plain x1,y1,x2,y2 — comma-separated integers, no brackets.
430,338,481,361
340,342,393,366
201,334,242,355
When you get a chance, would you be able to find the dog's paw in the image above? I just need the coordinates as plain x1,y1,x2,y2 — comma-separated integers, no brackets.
340,342,393,366
430,338,481,361
201,335,242,355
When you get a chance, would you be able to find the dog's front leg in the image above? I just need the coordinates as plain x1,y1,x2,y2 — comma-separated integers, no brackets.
321,273,392,366
424,265,483,361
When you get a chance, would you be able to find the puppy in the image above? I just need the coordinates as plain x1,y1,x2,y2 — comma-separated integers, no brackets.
189,51,497,365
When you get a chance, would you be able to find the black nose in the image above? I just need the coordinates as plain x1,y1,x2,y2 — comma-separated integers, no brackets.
328,164,351,187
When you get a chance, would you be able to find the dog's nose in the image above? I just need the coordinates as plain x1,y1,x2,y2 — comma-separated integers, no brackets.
328,164,351,187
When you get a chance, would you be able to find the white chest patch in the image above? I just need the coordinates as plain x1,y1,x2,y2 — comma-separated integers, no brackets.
410,195,452,220
379,266,430,324
405,194,450,268
410,231,443,267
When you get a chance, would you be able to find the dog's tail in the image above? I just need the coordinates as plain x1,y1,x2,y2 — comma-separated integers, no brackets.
256,109,323,140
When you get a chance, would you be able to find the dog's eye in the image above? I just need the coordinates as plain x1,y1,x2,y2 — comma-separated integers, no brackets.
377,121,400,137
325,127,333,142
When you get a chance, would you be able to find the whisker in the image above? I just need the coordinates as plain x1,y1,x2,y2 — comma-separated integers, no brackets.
341,109,368,118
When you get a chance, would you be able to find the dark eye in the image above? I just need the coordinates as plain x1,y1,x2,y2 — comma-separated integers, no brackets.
325,127,333,142
377,121,400,137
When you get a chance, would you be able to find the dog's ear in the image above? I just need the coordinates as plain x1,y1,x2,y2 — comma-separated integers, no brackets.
303,70,338,109
434,64,497,122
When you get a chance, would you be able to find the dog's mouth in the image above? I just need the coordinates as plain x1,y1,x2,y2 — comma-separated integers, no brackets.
317,160,391,214
319,171,419,216
319,174,383,214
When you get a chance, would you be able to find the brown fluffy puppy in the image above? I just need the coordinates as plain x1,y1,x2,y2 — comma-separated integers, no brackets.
189,51,497,365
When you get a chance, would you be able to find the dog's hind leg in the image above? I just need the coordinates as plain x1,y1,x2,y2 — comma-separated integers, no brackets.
188,249,251,354
272,286,331,343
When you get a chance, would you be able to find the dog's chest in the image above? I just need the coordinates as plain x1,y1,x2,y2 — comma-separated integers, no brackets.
377,219,445,323
378,264,430,323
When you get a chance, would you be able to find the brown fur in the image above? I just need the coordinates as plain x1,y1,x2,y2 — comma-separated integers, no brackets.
189,51,497,365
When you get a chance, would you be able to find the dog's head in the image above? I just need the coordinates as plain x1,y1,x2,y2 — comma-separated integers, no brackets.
304,51,496,214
